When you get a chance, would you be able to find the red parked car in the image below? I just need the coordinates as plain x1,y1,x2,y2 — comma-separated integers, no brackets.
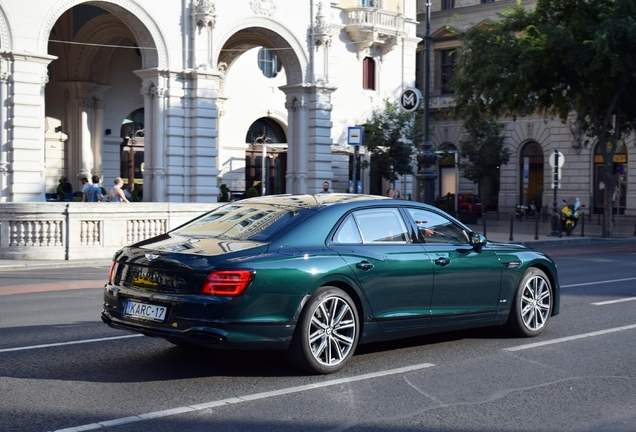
436,193,483,213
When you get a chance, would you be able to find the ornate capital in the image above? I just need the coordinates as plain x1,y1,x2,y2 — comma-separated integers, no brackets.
0,72,9,82
285,96,306,110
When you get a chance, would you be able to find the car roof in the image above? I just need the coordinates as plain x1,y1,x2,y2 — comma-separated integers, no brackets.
234,193,392,210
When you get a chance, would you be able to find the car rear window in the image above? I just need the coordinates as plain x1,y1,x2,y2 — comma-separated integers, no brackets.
172,204,314,241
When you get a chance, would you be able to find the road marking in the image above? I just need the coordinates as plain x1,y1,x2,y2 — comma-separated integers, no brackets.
503,324,636,352
0,335,142,353
52,363,435,432
591,297,636,306
561,276,636,288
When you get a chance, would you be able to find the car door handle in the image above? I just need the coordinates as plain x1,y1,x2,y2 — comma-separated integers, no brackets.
434,257,450,267
356,261,374,271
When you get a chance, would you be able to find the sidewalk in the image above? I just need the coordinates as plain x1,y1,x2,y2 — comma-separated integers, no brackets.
0,213,634,272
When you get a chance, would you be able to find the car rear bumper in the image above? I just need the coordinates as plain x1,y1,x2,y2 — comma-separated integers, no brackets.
101,310,295,349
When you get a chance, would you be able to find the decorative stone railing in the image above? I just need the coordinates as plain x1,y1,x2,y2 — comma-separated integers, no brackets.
344,7,406,56
0,203,220,260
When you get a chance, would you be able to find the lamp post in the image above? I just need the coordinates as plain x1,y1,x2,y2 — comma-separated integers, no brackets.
416,0,437,205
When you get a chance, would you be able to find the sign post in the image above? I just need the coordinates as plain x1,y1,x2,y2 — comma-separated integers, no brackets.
549,150,564,237
347,126,364,193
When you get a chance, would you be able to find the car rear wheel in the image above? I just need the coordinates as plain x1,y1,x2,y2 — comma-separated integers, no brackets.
506,268,553,337
286,286,359,374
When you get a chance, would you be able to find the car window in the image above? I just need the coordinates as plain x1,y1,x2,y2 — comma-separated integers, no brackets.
405,208,469,244
351,208,410,244
332,214,363,244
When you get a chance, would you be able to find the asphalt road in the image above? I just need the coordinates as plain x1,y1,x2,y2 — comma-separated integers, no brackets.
0,240,635,432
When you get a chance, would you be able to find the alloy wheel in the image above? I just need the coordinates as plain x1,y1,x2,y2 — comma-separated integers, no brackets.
307,295,357,367
520,275,552,331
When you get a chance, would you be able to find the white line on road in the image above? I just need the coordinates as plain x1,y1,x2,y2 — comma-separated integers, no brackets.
52,363,435,432
561,277,636,288
0,334,142,353
592,297,636,306
503,324,636,352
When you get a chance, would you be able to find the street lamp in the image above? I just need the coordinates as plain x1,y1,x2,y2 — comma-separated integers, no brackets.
416,0,437,205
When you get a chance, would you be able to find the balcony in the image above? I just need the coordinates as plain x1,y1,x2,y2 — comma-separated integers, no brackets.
344,7,406,57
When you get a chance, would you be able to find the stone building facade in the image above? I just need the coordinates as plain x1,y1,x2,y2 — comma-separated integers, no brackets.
418,0,634,216
0,0,420,203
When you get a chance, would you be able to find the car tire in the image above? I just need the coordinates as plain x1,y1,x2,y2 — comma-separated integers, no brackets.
506,268,553,337
285,286,359,374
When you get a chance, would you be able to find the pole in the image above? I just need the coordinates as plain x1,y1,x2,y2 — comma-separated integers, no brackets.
551,150,560,236
416,0,437,205
352,145,359,193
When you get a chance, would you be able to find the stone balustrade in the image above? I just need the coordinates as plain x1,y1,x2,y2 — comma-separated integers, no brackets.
0,203,220,260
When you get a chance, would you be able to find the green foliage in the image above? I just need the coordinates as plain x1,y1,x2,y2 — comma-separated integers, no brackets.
362,99,425,183
247,187,259,198
458,115,511,186
451,0,636,236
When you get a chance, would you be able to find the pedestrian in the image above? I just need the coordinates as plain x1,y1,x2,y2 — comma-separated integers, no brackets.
108,177,130,203
386,188,394,198
122,183,132,201
321,181,331,193
83,175,104,202
393,188,402,199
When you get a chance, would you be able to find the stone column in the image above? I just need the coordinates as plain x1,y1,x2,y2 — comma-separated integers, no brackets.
92,100,105,178
153,86,167,202
281,86,309,194
140,84,155,201
307,84,336,193
10,53,55,202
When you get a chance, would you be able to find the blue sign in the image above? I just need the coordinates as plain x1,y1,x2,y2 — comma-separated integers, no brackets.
347,126,364,146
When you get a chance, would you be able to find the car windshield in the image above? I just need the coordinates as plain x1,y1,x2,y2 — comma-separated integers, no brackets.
172,203,315,241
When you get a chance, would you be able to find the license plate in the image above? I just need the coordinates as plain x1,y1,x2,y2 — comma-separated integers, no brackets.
125,300,167,322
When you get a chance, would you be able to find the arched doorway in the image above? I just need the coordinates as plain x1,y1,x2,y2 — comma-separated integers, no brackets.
594,141,627,214
245,118,287,196
44,1,162,195
519,142,544,209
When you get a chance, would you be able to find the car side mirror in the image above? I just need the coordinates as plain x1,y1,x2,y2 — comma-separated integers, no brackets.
469,232,487,252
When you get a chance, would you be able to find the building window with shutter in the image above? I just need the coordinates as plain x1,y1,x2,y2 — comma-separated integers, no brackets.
363,57,376,90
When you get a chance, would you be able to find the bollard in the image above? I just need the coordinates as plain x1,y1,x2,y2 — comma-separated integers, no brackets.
483,213,487,237
598,213,601,225
535,215,539,240
581,212,585,237
509,213,514,242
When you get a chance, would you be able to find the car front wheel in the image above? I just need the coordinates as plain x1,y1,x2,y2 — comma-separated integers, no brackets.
286,286,359,374
506,268,553,337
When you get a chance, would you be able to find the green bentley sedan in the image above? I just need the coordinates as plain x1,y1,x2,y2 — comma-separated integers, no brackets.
102,194,560,374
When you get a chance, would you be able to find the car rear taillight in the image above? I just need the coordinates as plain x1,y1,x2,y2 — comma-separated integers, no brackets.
108,260,116,283
200,270,254,296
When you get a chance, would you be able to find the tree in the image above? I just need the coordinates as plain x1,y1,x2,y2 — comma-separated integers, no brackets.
363,99,425,190
458,115,511,216
451,0,636,237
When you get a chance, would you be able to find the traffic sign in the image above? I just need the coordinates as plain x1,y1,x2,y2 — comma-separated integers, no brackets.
399,87,422,113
